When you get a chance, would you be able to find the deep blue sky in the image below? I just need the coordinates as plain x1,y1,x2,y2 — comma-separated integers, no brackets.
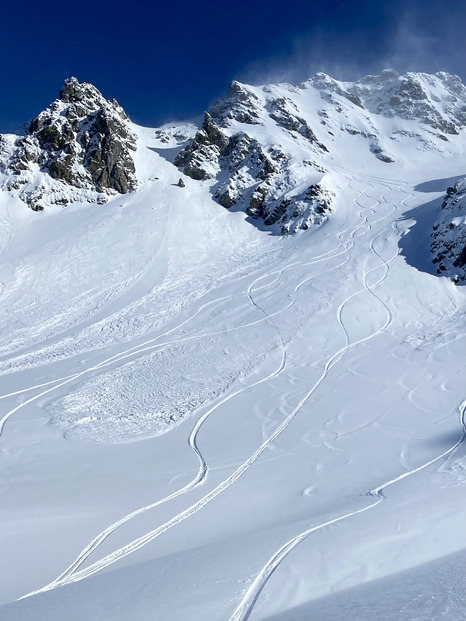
1,0,465,132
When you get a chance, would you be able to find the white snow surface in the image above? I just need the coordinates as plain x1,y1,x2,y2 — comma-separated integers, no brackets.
0,73,465,621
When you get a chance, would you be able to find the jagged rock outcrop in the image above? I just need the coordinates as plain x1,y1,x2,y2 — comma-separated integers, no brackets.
431,179,466,282
170,70,466,237
174,112,230,180
0,77,137,211
348,70,466,135
174,81,331,233
209,81,264,126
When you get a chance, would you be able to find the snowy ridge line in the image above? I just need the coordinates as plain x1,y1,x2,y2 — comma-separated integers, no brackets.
0,196,367,436
19,184,394,598
229,398,466,621
28,199,367,587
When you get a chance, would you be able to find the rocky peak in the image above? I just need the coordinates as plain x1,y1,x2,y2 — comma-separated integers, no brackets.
349,71,466,134
306,73,364,109
209,81,264,127
0,77,137,211
59,76,103,105
171,70,466,236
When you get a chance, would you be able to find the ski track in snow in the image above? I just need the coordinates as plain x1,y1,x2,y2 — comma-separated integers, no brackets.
228,176,466,621
14,173,459,615
228,397,466,621
0,212,363,437
17,182,370,594
18,172,399,599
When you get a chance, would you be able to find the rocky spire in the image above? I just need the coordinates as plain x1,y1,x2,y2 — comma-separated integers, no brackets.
0,78,137,211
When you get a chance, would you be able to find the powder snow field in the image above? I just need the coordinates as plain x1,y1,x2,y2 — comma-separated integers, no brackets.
0,88,465,620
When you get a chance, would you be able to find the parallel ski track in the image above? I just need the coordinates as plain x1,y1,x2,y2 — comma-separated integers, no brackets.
0,205,366,438
51,251,356,584
19,177,384,598
228,178,464,621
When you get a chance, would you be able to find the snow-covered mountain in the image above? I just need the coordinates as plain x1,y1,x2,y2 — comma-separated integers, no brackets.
0,77,137,211
2,70,465,234
170,70,466,233
0,70,465,621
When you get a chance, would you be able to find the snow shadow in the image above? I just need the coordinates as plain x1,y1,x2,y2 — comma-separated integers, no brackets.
147,145,184,164
425,429,466,451
397,196,450,280
414,175,464,193
263,550,466,621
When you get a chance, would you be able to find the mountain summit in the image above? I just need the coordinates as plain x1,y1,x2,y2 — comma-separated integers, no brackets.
0,70,465,621
0,71,465,279
0,77,137,211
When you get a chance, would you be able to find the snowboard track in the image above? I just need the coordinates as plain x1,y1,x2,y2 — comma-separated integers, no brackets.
228,175,466,621
19,172,399,599
228,396,466,621
19,180,370,595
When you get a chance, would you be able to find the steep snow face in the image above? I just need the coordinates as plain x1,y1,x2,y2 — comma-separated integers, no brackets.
349,70,466,134
307,70,466,134
0,71,465,621
0,77,137,211
431,178,466,281
173,71,466,234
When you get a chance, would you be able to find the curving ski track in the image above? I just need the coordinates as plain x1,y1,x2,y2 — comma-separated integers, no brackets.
19,175,388,598
227,177,458,621
19,194,368,592
13,173,449,617
228,398,466,621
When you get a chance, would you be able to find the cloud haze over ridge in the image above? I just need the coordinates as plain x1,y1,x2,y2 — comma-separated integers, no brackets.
1,0,464,132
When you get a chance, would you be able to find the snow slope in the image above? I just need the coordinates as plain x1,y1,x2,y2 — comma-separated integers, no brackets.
0,72,465,621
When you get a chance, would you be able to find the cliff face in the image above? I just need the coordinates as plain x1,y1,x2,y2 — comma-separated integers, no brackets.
431,179,466,282
172,71,466,235
0,77,137,211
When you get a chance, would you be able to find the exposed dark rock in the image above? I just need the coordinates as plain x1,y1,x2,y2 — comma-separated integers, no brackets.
209,81,263,126
430,179,466,282
202,112,230,151
216,186,235,208
0,77,137,210
174,113,230,181
268,97,326,148
247,188,267,218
